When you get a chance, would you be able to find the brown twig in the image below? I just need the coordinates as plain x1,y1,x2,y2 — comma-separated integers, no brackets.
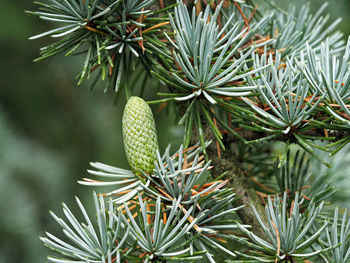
233,1,250,29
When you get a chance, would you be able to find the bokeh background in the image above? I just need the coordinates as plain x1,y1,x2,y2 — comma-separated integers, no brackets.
1,0,350,262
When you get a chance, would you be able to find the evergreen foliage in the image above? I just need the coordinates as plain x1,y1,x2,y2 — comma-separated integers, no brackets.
27,0,350,262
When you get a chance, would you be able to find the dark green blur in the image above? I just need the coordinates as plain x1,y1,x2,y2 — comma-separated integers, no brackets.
0,0,349,262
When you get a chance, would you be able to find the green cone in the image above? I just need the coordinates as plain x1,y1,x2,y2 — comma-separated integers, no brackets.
122,96,159,175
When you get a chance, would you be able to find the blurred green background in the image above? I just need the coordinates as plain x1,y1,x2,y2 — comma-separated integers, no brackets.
1,0,350,262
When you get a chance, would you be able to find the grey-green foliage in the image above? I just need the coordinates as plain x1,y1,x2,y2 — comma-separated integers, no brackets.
79,161,142,204
230,192,331,262
44,142,246,263
41,192,202,262
25,0,350,262
78,141,212,205
250,146,336,208
27,0,165,92
272,3,344,56
41,193,126,262
324,207,350,263
244,50,323,132
298,37,350,128
165,1,268,100
154,1,272,152
120,195,201,262
273,150,335,209
152,0,350,165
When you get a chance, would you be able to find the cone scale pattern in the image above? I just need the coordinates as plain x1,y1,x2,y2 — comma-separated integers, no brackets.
122,96,159,175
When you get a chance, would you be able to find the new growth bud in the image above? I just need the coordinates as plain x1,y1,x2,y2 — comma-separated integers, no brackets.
122,96,159,175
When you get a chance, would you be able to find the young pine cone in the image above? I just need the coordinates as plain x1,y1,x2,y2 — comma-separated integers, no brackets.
122,96,159,175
